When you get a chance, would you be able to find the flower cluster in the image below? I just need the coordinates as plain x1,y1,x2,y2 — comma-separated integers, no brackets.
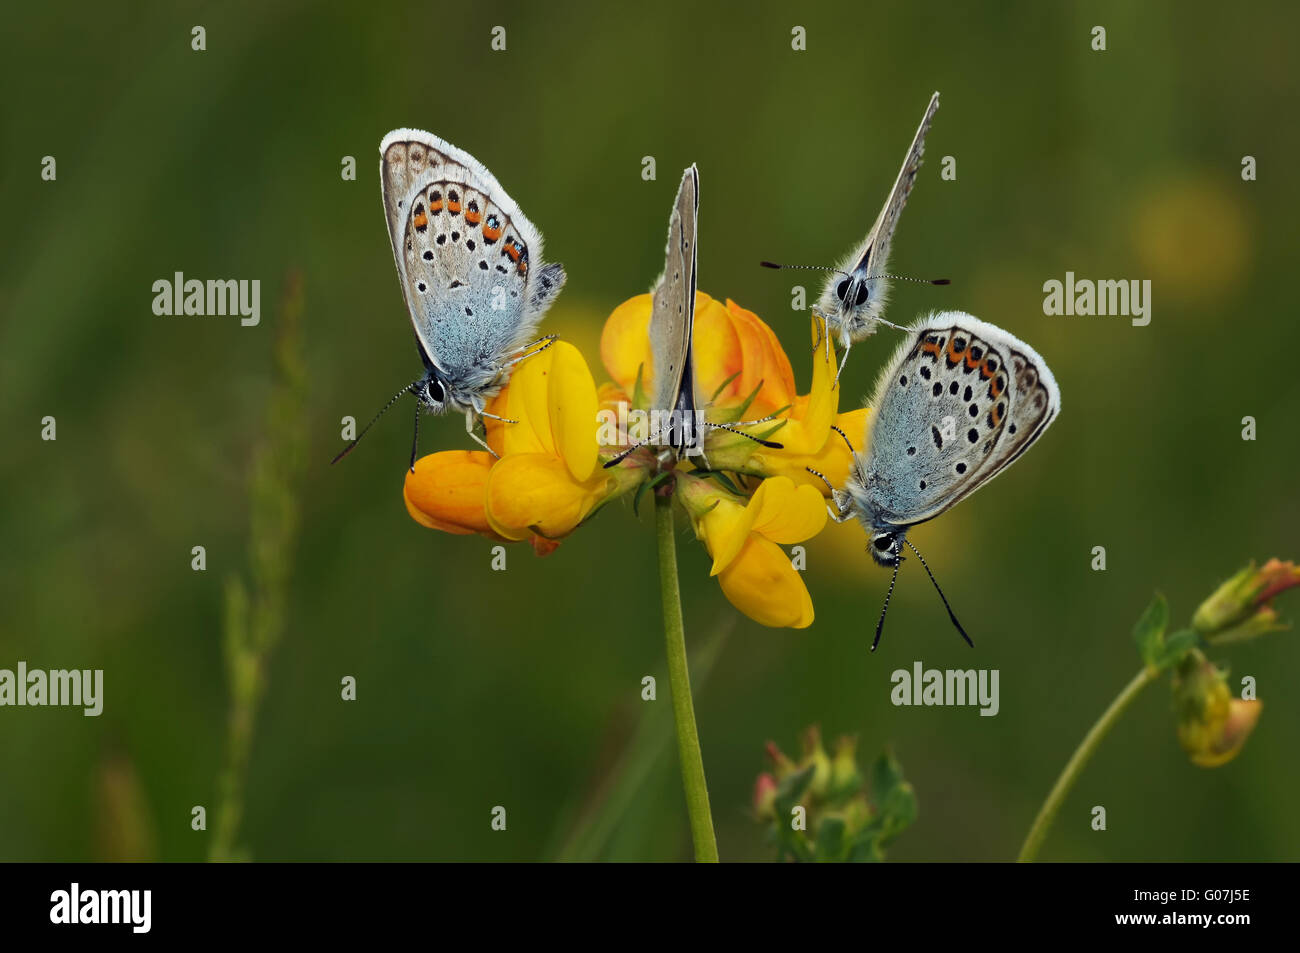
752,726,917,862
404,291,868,628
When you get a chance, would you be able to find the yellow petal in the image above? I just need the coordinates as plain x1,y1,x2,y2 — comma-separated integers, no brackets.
600,294,652,400
499,345,556,458
698,494,751,576
800,313,839,440
748,477,828,543
546,340,599,482
485,452,608,540
717,534,816,628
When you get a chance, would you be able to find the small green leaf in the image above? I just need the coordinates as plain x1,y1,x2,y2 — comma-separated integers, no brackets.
710,370,743,403
1153,628,1201,672
631,363,647,409
1132,593,1169,668
813,815,847,862
631,472,671,517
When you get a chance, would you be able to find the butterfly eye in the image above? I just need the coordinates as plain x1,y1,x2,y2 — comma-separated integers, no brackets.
873,535,893,552
427,378,445,403
853,282,870,307
835,278,851,302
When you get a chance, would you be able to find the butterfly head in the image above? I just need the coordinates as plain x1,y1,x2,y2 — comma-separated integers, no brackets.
835,274,874,313
869,528,906,567
416,373,448,414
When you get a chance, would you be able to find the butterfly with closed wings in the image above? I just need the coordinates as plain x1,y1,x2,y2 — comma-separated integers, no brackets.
604,165,783,470
763,91,947,384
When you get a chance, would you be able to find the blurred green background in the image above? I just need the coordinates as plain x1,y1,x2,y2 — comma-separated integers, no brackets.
2,1,1297,862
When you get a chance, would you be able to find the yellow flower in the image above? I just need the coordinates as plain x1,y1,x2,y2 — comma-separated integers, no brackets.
405,291,858,629
678,473,826,628
404,341,640,549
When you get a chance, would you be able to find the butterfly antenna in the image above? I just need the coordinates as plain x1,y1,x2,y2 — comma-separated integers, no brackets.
760,260,851,279
829,424,856,455
904,538,973,647
602,439,643,469
409,396,421,472
863,272,951,286
872,554,903,652
331,381,419,465
704,422,783,449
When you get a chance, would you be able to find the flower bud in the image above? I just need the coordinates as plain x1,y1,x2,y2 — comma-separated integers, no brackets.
1173,652,1262,767
1193,559,1300,642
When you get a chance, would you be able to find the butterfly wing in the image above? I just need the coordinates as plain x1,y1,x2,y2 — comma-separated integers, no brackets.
817,92,940,335
379,130,565,396
851,311,1059,530
646,165,700,447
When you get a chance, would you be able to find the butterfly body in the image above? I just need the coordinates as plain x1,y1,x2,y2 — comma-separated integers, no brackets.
379,129,565,422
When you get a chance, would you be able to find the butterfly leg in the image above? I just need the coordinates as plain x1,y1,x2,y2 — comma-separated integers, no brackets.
464,409,501,459
833,334,853,389
805,466,854,522
503,334,559,369
811,309,834,374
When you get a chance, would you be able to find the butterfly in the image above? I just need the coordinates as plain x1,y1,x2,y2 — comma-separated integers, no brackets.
762,92,945,383
604,165,781,469
333,129,566,469
811,311,1061,650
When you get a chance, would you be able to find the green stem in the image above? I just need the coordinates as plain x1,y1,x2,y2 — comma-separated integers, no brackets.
1017,667,1157,862
654,491,719,863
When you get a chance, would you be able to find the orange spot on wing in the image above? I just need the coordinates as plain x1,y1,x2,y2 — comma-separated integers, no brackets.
921,339,942,357
483,223,503,242
990,376,1004,399
413,211,428,229
429,199,443,213
448,199,461,214
946,337,964,363
504,242,521,262
980,359,994,379
465,210,482,225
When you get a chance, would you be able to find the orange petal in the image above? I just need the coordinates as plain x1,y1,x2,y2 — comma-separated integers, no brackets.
690,293,743,406
403,451,506,539
724,299,796,417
